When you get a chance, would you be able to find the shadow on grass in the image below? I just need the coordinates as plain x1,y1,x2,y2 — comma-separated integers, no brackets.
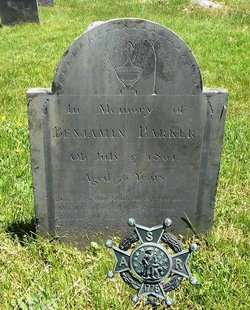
6,217,38,244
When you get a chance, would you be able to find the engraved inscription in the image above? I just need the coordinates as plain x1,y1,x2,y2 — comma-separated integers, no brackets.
135,173,165,182
82,173,128,186
70,152,176,164
54,127,126,139
67,105,80,114
82,172,167,186
128,153,176,164
138,126,196,139
54,126,196,140
70,152,119,162
172,105,184,114
71,152,119,162
71,153,87,161
98,104,152,118
147,153,176,162
96,152,118,162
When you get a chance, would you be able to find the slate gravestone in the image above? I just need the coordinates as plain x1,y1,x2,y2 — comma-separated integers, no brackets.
28,19,228,244
38,0,53,6
0,0,39,26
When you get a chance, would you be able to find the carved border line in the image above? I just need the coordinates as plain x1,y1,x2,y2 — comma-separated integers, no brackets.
53,21,202,95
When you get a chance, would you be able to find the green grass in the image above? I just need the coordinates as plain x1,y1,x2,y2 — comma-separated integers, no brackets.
0,0,249,309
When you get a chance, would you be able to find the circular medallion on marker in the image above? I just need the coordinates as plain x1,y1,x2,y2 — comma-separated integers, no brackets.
130,243,172,283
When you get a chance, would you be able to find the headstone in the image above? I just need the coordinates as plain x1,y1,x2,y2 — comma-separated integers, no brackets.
0,0,39,26
27,19,228,245
38,0,53,6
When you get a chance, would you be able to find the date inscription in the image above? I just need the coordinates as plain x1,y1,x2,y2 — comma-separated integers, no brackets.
70,152,176,164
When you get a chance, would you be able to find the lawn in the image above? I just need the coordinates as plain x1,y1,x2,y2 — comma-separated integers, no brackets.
0,0,249,309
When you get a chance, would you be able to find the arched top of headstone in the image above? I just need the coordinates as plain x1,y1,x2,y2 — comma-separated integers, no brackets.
52,18,202,96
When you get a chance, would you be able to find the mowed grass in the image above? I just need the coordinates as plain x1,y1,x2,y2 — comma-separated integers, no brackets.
0,0,249,309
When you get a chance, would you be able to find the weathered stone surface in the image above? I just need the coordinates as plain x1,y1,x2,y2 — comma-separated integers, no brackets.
27,19,227,245
0,0,39,26
38,0,53,5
